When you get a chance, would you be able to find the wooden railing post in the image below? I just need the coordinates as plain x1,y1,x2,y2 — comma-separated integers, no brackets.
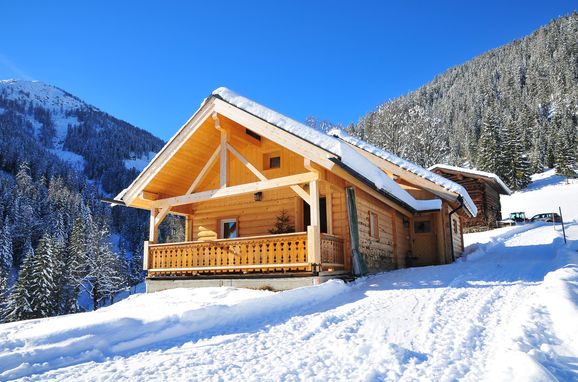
143,240,150,270
308,179,321,267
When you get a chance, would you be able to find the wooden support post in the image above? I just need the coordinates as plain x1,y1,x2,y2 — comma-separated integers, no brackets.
326,186,333,235
213,113,228,189
149,209,159,243
307,179,321,268
185,215,194,242
143,240,149,270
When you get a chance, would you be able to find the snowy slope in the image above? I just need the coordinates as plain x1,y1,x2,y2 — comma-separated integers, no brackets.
1,173,577,381
501,169,578,219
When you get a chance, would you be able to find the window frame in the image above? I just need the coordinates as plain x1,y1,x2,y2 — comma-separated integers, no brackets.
219,218,239,239
263,151,282,170
369,211,379,240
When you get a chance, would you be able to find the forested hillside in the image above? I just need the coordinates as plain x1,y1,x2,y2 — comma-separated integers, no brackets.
349,13,578,190
0,80,182,322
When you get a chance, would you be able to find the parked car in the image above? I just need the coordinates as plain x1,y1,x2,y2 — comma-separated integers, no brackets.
499,212,529,227
530,213,562,223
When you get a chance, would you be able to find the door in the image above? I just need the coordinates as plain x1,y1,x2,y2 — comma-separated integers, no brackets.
303,197,327,233
411,216,437,266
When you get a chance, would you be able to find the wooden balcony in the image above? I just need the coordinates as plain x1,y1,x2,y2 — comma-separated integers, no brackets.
145,232,345,277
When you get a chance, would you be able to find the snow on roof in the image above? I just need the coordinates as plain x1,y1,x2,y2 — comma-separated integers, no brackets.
428,164,512,195
327,128,478,217
212,87,441,212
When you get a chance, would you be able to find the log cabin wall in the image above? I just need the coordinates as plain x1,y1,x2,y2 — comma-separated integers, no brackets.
431,170,502,232
353,187,404,273
483,183,502,228
394,212,411,268
449,206,465,258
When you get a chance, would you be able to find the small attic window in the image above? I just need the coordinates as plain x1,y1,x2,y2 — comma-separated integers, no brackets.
263,151,281,170
245,129,261,141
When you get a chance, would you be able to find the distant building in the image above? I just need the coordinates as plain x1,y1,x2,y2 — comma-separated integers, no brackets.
429,165,512,232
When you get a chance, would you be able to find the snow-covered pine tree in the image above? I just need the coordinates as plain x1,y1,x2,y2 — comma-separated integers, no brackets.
29,234,59,318
554,117,577,179
4,239,35,322
0,220,13,279
476,110,501,174
502,118,531,190
85,223,126,309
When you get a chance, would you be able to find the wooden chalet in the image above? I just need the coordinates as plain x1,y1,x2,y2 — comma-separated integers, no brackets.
115,88,477,291
429,164,512,232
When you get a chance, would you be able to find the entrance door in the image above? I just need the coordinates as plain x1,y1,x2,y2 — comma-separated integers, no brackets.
412,216,437,266
303,197,327,233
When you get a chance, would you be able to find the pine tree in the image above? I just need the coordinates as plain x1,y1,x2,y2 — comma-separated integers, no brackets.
29,234,59,318
554,117,577,178
269,209,295,234
0,221,13,278
502,119,531,190
476,110,501,174
85,223,126,309
4,240,35,322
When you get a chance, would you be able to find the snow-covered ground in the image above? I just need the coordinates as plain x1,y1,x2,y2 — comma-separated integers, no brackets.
1,174,577,381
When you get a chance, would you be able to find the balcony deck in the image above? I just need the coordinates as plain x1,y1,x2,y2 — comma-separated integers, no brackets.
145,232,345,278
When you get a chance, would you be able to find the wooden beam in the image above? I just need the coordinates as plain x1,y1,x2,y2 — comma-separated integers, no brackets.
151,172,319,209
213,113,228,188
227,142,310,202
186,144,221,195
185,215,193,241
149,209,159,243
154,206,172,229
227,143,266,181
326,186,333,235
307,178,321,265
140,191,159,201
143,240,149,270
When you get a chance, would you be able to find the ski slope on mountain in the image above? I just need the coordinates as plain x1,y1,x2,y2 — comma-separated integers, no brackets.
0,174,577,381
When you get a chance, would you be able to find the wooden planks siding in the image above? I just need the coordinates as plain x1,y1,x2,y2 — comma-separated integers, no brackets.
354,188,397,272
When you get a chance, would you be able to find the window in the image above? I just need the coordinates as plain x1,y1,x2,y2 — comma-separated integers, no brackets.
369,211,379,239
414,220,432,234
220,218,238,239
269,156,281,169
263,151,281,170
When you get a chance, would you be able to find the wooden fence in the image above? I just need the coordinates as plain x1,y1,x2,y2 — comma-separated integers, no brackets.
146,232,345,276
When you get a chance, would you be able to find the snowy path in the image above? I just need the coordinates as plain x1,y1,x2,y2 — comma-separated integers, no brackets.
1,221,576,381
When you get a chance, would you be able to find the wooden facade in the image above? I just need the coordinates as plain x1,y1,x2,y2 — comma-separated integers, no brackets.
429,165,511,232
115,89,475,288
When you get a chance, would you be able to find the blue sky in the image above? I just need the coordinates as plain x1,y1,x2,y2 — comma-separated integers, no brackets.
1,1,576,140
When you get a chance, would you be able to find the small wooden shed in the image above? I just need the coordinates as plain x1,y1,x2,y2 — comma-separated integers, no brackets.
429,165,512,232
114,88,477,291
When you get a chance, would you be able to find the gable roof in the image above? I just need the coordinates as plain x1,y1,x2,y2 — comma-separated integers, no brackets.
116,87,443,213
428,164,512,195
211,88,440,213
328,129,478,217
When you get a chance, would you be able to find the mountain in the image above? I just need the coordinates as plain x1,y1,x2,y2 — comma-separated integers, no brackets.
350,12,578,190
0,79,163,191
0,80,181,320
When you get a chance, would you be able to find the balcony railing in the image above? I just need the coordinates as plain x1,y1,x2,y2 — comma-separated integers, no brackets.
145,232,345,277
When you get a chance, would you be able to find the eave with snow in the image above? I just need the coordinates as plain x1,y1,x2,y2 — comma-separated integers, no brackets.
116,88,475,290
